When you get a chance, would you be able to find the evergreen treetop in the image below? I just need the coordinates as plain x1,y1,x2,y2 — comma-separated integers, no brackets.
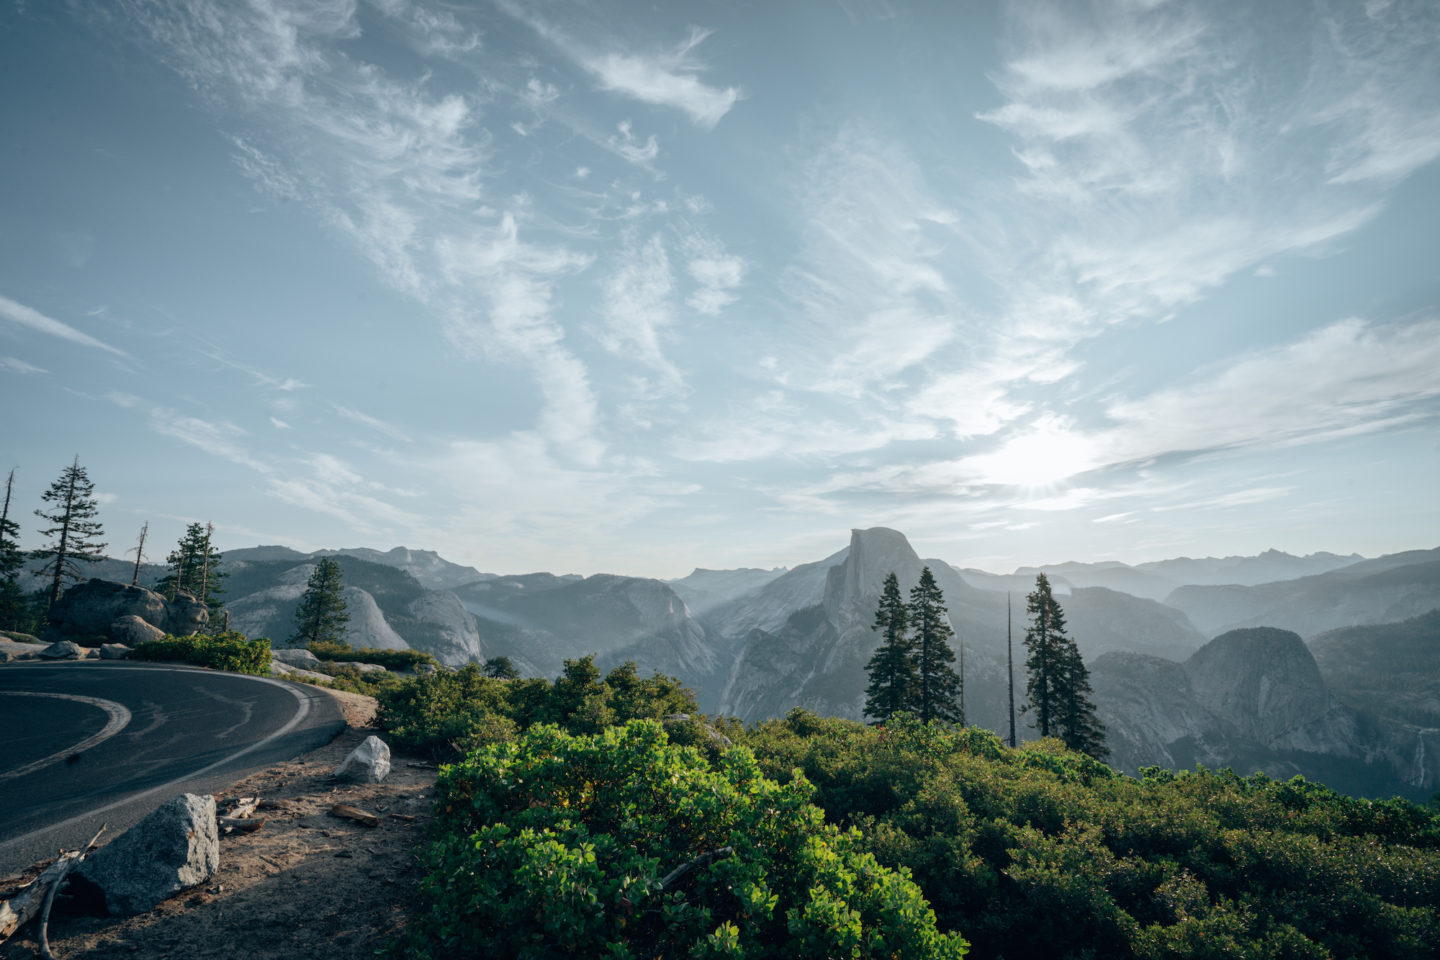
0,469,29,632
1022,573,1106,759
907,566,964,725
863,571,915,724
289,557,349,647
159,521,227,615
33,456,106,610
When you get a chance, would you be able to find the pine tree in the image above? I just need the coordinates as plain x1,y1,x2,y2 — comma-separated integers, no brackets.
158,522,227,616
289,557,349,647
863,571,915,724
1022,573,1106,759
0,469,29,631
906,566,964,725
1022,573,1067,737
483,656,521,680
33,457,107,611
1055,637,1108,760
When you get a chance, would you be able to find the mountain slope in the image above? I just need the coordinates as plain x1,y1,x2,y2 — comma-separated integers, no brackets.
1309,608,1440,728
1166,549,1440,637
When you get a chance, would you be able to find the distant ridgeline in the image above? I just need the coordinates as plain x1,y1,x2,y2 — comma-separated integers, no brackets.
23,531,1440,800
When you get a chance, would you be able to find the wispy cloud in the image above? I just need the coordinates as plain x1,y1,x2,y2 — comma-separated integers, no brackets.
334,404,413,444
598,232,678,386
584,27,740,129
0,293,130,357
0,356,48,375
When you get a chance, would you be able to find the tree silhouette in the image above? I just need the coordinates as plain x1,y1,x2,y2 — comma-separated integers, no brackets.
0,469,28,631
907,566,964,725
33,457,106,611
289,557,349,647
1023,573,1106,759
863,571,915,723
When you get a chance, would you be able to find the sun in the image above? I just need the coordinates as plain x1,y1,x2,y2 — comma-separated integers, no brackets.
969,420,1098,489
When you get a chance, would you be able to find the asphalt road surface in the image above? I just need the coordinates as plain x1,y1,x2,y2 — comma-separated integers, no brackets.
0,661,344,877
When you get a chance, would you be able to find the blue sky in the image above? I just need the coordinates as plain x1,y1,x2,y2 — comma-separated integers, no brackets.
2,0,1438,578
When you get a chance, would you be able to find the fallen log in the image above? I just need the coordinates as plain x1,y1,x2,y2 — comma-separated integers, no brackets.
329,804,379,828
0,825,105,951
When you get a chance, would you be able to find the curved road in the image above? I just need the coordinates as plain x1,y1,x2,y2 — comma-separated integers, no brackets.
0,661,344,877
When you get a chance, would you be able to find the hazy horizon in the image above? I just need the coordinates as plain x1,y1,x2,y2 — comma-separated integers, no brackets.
4,1,1438,580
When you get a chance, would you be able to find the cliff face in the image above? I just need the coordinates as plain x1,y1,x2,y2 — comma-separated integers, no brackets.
1092,627,1433,800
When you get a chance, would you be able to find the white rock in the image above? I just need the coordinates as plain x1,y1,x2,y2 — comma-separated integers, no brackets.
40,640,84,660
334,735,391,783
269,660,331,682
77,793,219,915
100,643,131,660
110,615,165,646
272,647,323,668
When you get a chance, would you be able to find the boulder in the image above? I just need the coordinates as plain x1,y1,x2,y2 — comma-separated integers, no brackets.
269,660,330,683
45,579,208,646
272,647,323,668
334,735,391,783
100,643,132,660
414,662,438,675
111,615,164,646
76,793,219,915
40,640,84,660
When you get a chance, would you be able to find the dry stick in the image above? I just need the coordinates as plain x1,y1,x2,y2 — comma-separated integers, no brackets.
37,824,106,960
658,846,734,891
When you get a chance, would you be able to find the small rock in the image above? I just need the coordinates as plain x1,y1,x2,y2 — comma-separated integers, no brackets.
39,640,84,660
269,660,331,682
100,643,132,660
77,793,220,916
414,663,438,675
334,660,388,674
334,735,391,783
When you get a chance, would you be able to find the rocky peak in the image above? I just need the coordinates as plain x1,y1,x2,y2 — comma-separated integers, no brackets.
1184,627,1329,745
826,528,920,611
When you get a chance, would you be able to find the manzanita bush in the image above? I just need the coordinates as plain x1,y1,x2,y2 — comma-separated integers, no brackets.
397,719,968,959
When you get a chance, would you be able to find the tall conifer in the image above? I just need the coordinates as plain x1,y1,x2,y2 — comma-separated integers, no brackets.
906,566,964,725
1023,573,1106,759
289,557,349,647
863,571,914,723
33,457,106,610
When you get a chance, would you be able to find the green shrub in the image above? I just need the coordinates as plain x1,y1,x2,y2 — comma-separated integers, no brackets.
307,639,439,671
398,720,968,959
130,631,271,675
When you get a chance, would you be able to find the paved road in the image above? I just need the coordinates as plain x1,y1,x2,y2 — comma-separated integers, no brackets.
0,661,344,877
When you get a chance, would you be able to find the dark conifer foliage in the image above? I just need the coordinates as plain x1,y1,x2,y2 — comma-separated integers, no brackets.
482,655,521,679
1023,573,1106,759
907,566,964,725
289,556,349,647
33,456,107,610
0,469,29,631
159,521,227,615
863,571,915,723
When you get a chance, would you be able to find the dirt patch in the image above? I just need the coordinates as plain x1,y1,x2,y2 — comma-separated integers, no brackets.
0,690,436,960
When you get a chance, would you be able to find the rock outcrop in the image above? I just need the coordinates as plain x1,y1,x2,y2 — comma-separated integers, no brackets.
44,579,208,646
334,735,391,783
76,793,219,915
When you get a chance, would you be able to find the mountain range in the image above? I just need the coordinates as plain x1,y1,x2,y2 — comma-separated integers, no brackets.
20,530,1439,798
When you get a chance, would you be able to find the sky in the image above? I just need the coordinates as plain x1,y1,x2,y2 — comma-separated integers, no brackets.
2,0,1439,579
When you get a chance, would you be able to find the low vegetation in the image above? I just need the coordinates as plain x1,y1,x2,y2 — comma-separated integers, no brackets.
306,639,439,671
377,659,1440,960
129,631,271,675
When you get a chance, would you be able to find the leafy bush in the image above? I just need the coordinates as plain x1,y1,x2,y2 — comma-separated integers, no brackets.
397,720,968,960
307,639,439,671
130,631,271,675
737,711,1440,960
377,655,697,758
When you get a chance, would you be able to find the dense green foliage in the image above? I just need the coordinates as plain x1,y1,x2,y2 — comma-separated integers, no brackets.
130,631,271,674
743,711,1440,960
306,639,439,671
863,572,913,723
482,654,521,679
380,661,1440,960
289,556,349,646
32,456,106,609
398,721,967,960
1023,573,1106,759
377,655,695,758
